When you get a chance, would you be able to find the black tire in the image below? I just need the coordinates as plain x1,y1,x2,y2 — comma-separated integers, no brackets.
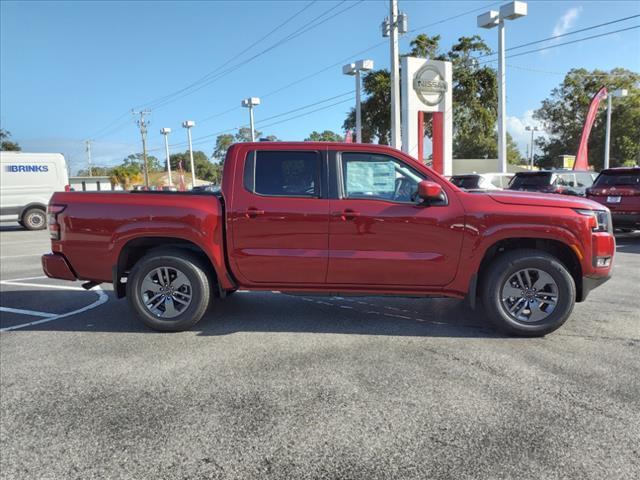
481,249,576,337
22,208,46,230
126,249,212,332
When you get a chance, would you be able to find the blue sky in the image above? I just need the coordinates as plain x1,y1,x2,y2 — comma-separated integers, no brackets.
1,0,639,173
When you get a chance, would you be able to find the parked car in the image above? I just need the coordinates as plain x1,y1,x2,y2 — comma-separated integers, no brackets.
450,173,514,190
0,152,69,230
508,170,596,196
42,142,615,337
586,167,640,231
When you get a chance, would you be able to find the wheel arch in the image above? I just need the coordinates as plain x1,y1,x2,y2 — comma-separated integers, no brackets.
475,237,584,303
114,236,225,299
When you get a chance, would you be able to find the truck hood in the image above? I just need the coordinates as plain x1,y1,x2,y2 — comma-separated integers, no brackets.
485,190,604,210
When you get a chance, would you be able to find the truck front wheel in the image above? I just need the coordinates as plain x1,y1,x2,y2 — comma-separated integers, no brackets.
481,249,576,337
127,249,212,332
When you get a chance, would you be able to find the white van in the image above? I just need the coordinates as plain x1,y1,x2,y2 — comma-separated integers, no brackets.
0,152,69,230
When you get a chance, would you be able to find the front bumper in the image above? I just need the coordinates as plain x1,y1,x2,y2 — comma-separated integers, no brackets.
579,273,612,302
41,253,77,281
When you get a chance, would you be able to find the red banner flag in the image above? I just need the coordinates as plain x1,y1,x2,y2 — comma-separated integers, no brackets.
344,130,353,143
574,86,607,170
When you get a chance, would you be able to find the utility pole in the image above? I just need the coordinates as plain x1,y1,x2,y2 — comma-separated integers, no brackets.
133,109,151,189
85,139,93,177
389,0,401,149
382,1,406,149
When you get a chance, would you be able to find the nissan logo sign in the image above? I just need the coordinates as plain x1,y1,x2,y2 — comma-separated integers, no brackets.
413,64,448,107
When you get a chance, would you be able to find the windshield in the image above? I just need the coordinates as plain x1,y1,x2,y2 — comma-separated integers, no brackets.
509,172,552,188
451,176,481,189
593,172,640,188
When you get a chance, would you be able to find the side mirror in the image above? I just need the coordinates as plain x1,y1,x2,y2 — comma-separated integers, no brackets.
417,180,443,202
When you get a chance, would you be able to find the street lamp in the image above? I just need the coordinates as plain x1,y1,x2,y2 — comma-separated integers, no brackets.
182,120,196,189
525,125,539,169
241,97,261,142
478,1,528,173
342,59,374,143
160,128,173,187
604,88,628,170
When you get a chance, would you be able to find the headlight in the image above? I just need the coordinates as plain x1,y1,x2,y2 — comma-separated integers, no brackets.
574,209,611,233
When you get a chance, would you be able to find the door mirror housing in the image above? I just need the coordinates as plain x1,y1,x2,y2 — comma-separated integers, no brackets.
417,180,444,202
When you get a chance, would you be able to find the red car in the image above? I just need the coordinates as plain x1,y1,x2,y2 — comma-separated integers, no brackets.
42,143,615,336
586,167,640,231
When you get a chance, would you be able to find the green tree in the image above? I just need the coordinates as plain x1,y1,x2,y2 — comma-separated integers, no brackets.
409,34,444,60
235,127,262,143
506,133,523,165
110,164,142,189
122,153,161,173
533,68,640,169
262,135,279,142
168,151,218,182
212,134,234,163
305,130,344,142
343,34,498,158
77,166,112,176
0,129,21,151
343,69,391,144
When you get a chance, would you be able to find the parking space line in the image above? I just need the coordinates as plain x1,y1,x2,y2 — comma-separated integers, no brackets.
1,276,47,282
0,287,108,332
0,254,43,259
0,281,85,291
0,307,56,318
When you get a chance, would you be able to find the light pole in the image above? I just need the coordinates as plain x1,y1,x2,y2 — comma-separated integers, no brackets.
525,125,539,169
382,1,407,149
604,88,628,170
478,1,528,173
182,120,196,189
160,128,173,187
241,97,261,142
343,59,374,143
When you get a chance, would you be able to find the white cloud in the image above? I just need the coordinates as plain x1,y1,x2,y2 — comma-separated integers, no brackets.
552,7,582,38
507,110,547,158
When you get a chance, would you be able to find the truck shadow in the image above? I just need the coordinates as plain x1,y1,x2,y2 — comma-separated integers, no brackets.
615,231,640,254
0,225,27,232
0,289,501,338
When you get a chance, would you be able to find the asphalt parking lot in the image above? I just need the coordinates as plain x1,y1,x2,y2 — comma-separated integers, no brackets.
0,225,639,480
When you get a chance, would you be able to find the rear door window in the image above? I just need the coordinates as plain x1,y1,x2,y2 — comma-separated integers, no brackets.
244,150,321,197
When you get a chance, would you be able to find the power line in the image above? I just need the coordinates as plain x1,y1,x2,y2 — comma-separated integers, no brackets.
184,1,502,129
145,1,363,111
89,0,495,140
478,25,640,64
140,0,319,110
506,63,640,77
147,92,355,152
476,14,640,59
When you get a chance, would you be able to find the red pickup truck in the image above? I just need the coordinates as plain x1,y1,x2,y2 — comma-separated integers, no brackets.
42,142,615,336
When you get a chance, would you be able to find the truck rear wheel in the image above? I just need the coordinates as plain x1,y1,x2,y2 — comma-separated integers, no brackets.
127,249,212,332
481,249,575,337
22,208,46,230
